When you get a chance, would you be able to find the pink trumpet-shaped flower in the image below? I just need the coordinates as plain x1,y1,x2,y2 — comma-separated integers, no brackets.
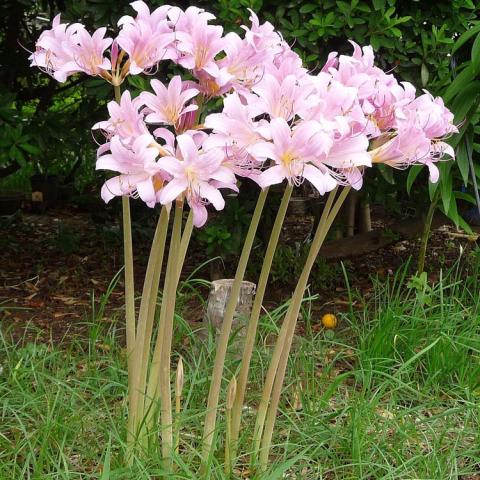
251,74,314,120
242,9,283,55
140,76,199,129
92,90,147,142
117,1,175,74
250,118,338,195
29,15,79,82
158,134,237,227
96,134,165,206
73,26,112,76
204,92,267,178
369,125,452,183
172,9,225,79
321,135,372,190
29,15,112,82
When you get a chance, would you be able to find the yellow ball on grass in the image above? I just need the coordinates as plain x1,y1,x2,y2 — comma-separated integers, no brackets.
321,313,337,329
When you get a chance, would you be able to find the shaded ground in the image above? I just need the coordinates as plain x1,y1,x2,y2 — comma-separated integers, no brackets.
1,204,477,342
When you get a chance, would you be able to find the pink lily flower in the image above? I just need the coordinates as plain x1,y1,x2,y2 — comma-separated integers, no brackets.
250,118,338,195
96,134,165,206
369,125,446,182
28,15,82,82
251,74,315,120
117,1,171,28
399,93,458,139
172,10,225,79
321,135,371,190
92,90,147,142
214,32,267,94
204,92,267,178
158,134,237,227
268,47,307,82
242,9,283,55
116,2,175,74
72,26,112,77
140,76,199,129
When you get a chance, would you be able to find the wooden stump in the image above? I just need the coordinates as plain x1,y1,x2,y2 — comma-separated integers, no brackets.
203,279,256,355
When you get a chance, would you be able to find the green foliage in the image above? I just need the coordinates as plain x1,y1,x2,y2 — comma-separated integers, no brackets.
195,196,254,259
1,256,480,477
270,242,342,288
426,26,480,231
1,0,479,225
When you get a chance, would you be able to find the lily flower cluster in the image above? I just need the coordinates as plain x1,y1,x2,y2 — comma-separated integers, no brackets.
30,2,457,227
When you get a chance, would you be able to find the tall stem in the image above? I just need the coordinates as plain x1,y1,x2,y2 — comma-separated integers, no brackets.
200,187,269,475
113,83,136,463
142,210,193,436
258,187,350,472
230,185,293,453
417,191,438,274
250,188,338,463
143,202,189,471
159,201,184,470
130,207,169,447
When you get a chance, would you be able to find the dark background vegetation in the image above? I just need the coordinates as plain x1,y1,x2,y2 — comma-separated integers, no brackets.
0,0,479,265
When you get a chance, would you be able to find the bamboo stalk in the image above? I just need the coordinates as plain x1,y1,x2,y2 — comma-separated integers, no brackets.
200,187,269,475
230,185,293,453
250,188,339,464
258,187,351,472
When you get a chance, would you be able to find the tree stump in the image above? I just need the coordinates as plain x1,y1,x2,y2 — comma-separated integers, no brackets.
203,279,256,355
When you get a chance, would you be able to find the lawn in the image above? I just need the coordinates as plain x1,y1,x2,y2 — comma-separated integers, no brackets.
2,254,480,479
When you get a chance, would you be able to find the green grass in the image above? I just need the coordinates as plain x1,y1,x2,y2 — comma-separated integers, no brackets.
1,254,480,479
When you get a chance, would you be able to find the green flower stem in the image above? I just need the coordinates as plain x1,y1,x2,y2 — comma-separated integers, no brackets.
142,209,193,438
230,185,293,454
130,207,169,447
200,187,269,475
224,376,236,478
113,84,137,463
145,201,187,470
177,210,194,279
258,187,351,472
251,187,340,464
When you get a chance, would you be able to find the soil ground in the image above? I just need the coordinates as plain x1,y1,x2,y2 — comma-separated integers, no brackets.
1,204,477,343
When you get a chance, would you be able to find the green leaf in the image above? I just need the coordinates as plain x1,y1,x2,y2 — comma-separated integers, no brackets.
454,191,477,204
472,32,480,74
450,81,480,123
456,140,470,186
99,439,111,480
263,454,309,480
421,63,429,87
439,161,453,213
299,4,317,13
443,65,475,104
428,174,439,200
406,165,423,194
441,194,472,233
372,0,385,10
452,24,480,55
19,143,41,155
377,164,395,184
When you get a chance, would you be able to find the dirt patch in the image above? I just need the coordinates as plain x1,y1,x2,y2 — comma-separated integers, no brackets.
0,205,477,343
